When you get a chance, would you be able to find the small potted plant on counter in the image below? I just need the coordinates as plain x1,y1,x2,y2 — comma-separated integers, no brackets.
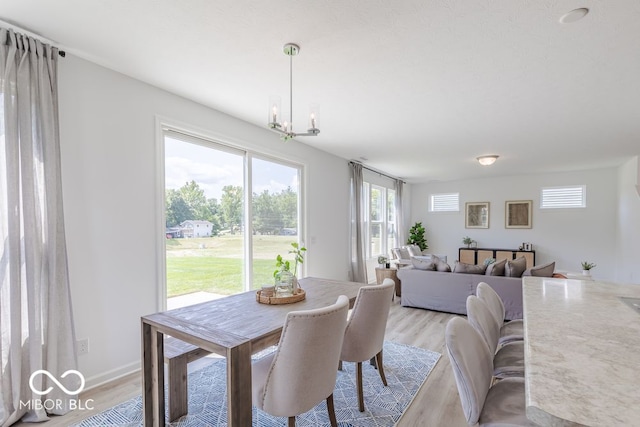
581,261,596,276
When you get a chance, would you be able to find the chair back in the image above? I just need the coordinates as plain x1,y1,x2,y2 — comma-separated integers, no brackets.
258,295,349,416
445,317,493,425
476,281,505,326
466,295,500,354
340,280,395,362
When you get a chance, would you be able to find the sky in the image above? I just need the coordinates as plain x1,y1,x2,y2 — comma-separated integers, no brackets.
164,136,299,200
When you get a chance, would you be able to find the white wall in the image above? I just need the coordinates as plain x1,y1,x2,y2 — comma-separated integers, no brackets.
409,168,619,280
58,55,351,387
616,156,640,284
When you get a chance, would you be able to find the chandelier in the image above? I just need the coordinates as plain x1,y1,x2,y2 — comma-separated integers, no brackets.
268,43,320,141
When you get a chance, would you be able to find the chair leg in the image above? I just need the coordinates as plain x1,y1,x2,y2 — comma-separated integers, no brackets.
357,361,364,412
338,360,343,371
375,350,388,386
288,416,295,427
326,394,338,427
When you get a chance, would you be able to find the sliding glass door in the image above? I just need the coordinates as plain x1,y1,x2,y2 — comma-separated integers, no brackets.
162,130,303,308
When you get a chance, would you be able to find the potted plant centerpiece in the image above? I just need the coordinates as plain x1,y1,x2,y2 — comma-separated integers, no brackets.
273,242,307,296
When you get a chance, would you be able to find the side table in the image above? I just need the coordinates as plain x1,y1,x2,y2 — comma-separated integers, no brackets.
375,267,401,297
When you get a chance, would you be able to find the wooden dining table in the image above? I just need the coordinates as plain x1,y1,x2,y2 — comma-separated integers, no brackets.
140,277,363,426
522,276,640,426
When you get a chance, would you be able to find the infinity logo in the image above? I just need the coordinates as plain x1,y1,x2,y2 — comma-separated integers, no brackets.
29,370,85,396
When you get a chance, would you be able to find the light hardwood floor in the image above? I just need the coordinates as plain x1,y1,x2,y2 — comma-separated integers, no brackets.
16,300,468,427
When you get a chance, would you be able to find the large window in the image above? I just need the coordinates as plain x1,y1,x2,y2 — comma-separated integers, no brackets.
363,177,397,279
162,130,303,308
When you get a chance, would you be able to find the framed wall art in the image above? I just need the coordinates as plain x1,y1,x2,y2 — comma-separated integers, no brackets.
505,200,532,229
465,202,490,229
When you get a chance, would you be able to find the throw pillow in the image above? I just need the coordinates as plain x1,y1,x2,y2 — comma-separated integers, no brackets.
432,255,452,272
505,256,527,278
485,258,507,276
410,257,435,270
522,261,555,277
406,245,422,257
392,247,410,261
453,261,487,275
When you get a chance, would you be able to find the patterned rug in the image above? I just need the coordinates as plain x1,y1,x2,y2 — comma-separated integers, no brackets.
74,341,440,426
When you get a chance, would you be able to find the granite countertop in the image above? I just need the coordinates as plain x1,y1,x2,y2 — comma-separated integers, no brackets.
522,276,640,427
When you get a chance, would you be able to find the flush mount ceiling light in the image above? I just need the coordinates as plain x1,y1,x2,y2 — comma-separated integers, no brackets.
559,8,589,24
477,155,499,166
268,43,320,142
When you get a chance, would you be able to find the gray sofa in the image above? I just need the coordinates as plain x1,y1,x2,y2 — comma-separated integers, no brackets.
397,267,523,320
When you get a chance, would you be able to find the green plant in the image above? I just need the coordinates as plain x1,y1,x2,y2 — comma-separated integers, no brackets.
407,222,428,251
581,261,596,271
274,242,307,278
462,236,476,248
377,255,388,265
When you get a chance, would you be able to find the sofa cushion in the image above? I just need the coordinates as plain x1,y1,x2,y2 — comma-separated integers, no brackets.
485,259,507,276
505,257,527,278
453,261,487,275
522,261,555,277
406,245,423,257
411,257,436,270
432,255,452,272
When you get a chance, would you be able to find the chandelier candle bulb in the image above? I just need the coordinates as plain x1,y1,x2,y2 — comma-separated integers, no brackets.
268,96,282,126
308,103,319,132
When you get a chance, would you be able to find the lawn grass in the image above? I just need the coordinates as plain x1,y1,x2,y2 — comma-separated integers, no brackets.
166,235,298,297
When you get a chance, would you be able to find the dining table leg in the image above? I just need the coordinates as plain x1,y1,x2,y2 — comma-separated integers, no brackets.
142,321,165,427
226,341,252,426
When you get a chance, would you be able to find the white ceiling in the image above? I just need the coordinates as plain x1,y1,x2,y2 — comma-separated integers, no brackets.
2,0,639,183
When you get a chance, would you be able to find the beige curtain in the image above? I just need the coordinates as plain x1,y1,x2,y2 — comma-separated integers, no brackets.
395,178,405,247
0,28,77,426
349,162,367,283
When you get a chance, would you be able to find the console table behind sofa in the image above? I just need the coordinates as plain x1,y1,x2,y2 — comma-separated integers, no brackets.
459,247,535,269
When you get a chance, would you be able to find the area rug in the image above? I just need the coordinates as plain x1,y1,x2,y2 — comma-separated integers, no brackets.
74,341,440,426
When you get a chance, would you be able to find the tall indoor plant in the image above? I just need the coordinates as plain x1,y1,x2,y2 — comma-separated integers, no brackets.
407,222,428,251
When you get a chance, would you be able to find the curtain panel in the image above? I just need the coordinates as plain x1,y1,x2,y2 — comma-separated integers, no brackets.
0,28,77,426
395,179,405,247
349,162,367,283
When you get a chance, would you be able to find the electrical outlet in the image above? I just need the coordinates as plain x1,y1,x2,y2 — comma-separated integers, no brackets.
77,338,89,355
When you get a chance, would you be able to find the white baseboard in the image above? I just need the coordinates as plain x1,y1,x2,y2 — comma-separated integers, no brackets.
84,361,140,391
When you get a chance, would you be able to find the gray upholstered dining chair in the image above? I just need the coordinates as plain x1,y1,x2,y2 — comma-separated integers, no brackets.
340,279,395,412
445,317,538,426
466,295,524,378
252,295,349,427
476,281,524,345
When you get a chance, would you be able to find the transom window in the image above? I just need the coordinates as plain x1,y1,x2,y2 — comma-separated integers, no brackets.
430,193,459,212
541,186,586,209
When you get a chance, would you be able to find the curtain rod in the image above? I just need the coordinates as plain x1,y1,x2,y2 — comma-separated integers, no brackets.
0,20,66,57
349,161,406,184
